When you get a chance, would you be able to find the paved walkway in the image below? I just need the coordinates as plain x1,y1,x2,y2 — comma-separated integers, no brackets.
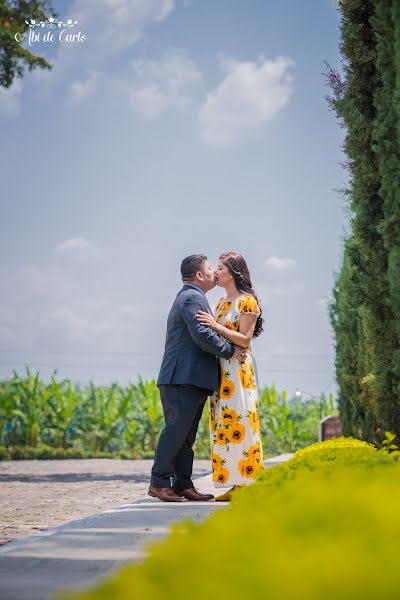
0,454,293,600
0,459,211,543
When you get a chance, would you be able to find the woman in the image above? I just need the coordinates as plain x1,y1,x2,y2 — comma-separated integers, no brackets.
196,251,264,501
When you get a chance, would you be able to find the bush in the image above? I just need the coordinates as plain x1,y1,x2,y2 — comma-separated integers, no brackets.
1,368,337,460
0,445,153,461
60,436,400,600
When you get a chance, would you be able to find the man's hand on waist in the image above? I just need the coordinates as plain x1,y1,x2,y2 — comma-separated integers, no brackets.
232,345,247,362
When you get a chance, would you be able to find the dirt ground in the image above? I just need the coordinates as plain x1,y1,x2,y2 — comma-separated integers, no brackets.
0,459,211,545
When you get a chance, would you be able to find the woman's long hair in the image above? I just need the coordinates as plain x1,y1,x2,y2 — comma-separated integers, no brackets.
219,251,264,338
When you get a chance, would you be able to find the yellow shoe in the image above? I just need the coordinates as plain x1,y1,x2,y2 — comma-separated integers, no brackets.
215,488,235,502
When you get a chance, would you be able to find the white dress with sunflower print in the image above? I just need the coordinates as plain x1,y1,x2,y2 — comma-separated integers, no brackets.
210,294,264,487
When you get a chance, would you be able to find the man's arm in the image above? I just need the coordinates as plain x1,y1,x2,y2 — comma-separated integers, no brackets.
181,294,235,359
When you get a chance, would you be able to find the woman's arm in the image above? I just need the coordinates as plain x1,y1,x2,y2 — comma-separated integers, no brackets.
182,296,235,359
195,309,257,348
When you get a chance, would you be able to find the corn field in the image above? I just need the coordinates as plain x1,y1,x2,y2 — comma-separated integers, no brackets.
0,367,336,459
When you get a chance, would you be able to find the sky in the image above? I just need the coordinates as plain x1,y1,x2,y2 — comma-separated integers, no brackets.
0,0,348,399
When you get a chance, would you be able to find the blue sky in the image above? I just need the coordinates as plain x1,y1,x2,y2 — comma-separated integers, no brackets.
0,0,347,398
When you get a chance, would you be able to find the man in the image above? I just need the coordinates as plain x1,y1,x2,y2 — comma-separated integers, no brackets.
149,254,244,502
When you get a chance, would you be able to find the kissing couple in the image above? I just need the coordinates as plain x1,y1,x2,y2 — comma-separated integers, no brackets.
148,252,264,502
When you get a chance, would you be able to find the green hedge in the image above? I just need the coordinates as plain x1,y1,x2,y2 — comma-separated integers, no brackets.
61,436,400,599
0,445,156,461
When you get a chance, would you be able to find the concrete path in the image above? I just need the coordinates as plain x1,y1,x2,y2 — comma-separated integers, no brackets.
0,453,293,600
0,459,212,543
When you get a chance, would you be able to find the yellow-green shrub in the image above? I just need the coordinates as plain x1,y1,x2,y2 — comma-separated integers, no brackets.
62,437,400,600
243,436,394,491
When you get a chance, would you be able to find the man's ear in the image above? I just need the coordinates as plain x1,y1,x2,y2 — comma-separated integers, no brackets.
196,270,205,282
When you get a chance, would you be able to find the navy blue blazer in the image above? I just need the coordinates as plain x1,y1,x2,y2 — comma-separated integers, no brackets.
157,284,235,391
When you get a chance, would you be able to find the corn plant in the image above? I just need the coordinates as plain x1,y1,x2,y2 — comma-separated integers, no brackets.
0,369,337,457
134,378,164,451
83,382,130,451
46,376,82,448
0,380,18,446
8,367,51,446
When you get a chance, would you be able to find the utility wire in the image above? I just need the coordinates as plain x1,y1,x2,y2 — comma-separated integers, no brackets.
0,362,332,373
0,349,332,358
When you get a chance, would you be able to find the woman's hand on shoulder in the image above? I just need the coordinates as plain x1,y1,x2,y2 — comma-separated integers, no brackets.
196,309,221,332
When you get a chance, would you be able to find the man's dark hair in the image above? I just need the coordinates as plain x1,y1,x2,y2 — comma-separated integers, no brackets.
181,254,208,281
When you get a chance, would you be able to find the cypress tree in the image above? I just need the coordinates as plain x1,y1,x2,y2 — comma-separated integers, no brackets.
327,0,400,443
330,236,362,437
370,0,400,431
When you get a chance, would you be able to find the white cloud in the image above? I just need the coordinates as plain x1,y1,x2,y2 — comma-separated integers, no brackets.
0,79,23,117
0,259,158,352
49,301,154,341
66,70,100,104
56,237,91,253
54,238,102,264
129,49,202,118
265,256,297,273
198,55,294,147
80,0,175,54
32,0,176,95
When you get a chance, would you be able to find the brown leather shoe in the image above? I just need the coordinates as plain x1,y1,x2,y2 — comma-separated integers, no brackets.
174,487,215,501
148,486,186,502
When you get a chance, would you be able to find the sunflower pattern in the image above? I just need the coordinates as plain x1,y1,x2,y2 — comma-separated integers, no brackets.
239,362,256,389
210,294,264,487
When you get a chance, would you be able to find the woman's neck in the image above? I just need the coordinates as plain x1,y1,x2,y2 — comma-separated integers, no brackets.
224,282,241,300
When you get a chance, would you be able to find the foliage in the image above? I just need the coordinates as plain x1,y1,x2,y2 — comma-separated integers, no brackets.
0,368,337,459
0,444,148,460
0,0,56,88
329,237,364,437
60,436,400,600
326,0,400,443
259,385,336,454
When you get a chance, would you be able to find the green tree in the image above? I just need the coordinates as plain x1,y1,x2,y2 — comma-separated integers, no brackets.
326,0,400,444
370,0,400,432
0,0,57,88
330,236,363,437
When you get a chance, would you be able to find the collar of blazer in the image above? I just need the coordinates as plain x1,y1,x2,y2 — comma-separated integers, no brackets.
182,283,206,296
181,284,215,316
